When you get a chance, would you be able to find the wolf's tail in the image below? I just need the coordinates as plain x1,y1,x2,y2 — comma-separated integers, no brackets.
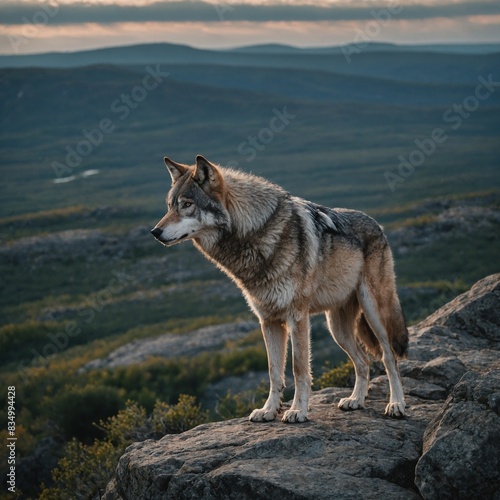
387,297,409,358
355,242,409,359
356,294,408,359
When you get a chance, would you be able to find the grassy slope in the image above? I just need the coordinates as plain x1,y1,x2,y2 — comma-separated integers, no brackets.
1,68,499,217
1,58,499,356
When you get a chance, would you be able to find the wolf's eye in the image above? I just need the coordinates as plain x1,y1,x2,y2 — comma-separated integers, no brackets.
182,202,193,209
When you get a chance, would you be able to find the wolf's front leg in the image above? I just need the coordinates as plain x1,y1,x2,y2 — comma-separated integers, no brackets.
282,315,311,423
249,320,288,422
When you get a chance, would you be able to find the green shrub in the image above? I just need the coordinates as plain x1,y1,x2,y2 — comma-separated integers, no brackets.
151,394,209,435
215,382,269,420
51,384,125,442
40,438,119,500
0,321,60,365
40,395,208,500
97,400,148,446
313,360,354,390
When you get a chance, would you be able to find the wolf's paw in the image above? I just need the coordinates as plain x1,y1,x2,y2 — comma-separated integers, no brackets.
338,397,364,411
282,409,308,423
249,408,277,422
385,401,406,418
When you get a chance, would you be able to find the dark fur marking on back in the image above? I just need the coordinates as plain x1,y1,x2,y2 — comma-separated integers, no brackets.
304,201,347,235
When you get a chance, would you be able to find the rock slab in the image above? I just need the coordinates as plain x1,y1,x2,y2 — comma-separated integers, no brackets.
105,389,434,500
104,273,500,500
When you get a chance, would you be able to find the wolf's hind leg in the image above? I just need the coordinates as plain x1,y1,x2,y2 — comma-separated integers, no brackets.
282,314,311,423
326,299,370,411
357,281,406,418
249,320,288,422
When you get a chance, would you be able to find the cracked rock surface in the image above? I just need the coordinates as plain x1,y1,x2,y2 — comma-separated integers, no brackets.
104,274,500,499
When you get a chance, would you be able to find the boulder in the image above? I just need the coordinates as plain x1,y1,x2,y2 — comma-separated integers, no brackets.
103,273,500,499
104,388,434,500
418,273,500,345
415,370,500,499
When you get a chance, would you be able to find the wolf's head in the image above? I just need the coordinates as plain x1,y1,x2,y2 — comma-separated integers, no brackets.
151,155,230,246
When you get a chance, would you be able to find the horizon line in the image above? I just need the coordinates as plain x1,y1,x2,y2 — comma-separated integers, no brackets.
2,39,500,57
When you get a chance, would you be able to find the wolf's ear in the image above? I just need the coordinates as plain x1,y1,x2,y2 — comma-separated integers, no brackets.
164,157,189,183
193,155,223,192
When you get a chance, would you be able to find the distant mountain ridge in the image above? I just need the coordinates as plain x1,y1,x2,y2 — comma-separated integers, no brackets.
1,42,500,85
5,62,498,126
228,42,500,54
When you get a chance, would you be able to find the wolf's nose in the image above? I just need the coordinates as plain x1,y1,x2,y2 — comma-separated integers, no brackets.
151,227,163,239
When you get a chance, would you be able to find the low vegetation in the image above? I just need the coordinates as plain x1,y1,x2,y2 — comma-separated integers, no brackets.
314,360,355,390
39,396,209,500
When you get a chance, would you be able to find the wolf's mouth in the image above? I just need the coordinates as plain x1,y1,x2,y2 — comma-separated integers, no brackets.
160,233,190,246
151,228,192,246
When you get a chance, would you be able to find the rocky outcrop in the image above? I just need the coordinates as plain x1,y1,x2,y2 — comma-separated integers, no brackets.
386,196,500,257
104,390,434,500
82,321,258,371
104,274,500,499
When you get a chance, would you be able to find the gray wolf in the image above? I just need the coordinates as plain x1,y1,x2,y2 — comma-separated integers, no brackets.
151,155,409,423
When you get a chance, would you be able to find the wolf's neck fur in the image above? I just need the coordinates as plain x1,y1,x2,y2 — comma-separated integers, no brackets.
194,168,288,277
221,168,287,237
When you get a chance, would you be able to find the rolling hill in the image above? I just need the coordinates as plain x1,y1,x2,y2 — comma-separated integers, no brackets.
1,42,500,84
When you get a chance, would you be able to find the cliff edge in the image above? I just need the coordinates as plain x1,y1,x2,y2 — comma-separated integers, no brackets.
104,274,500,499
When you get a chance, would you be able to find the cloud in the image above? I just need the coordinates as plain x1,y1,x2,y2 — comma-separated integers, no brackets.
1,0,500,25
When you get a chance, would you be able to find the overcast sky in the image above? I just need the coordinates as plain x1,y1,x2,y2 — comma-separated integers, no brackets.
1,0,499,54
